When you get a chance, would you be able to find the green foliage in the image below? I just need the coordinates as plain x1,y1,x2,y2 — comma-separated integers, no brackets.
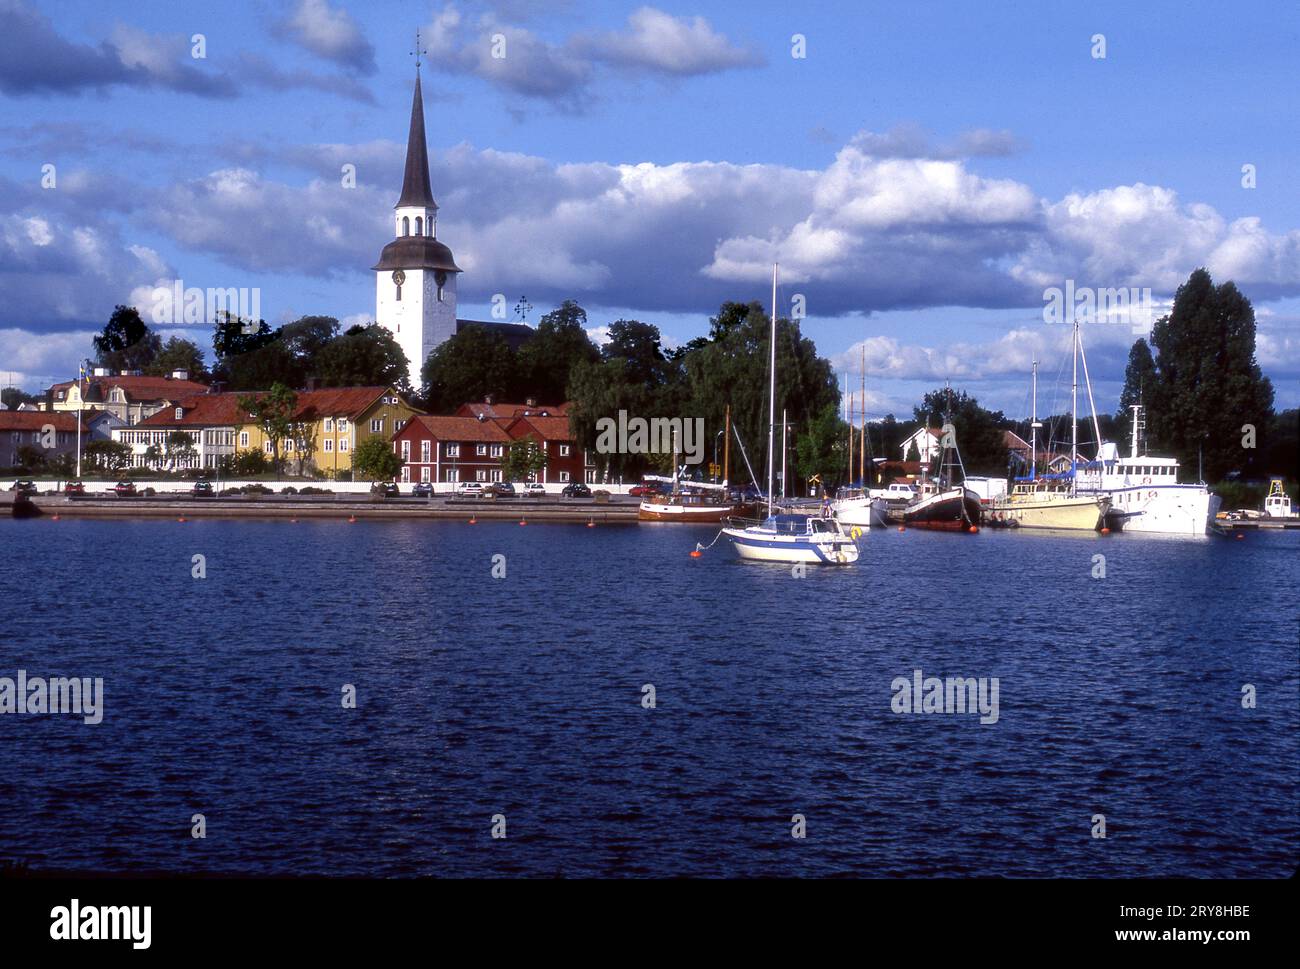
1,388,38,410
146,336,209,380
238,383,297,475
500,436,547,482
352,434,404,481
314,323,410,394
1146,268,1275,480
220,448,271,476
517,299,599,403
15,444,46,470
84,439,132,472
421,325,518,413
163,430,197,470
93,305,160,373
1115,338,1156,446
913,387,1010,476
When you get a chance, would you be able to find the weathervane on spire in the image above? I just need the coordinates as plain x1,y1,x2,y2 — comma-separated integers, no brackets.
410,28,427,72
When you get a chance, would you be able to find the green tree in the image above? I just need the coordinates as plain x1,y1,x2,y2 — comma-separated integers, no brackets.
15,444,47,470
1147,268,1275,480
517,299,599,403
314,324,410,393
146,336,209,380
280,315,339,374
352,435,403,481
84,439,132,473
500,436,547,482
1,387,38,410
164,431,198,470
238,384,297,477
142,443,163,470
1115,338,1157,450
93,305,160,373
421,325,519,413
913,387,1010,477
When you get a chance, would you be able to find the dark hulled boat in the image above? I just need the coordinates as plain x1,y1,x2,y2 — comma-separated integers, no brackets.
902,484,982,530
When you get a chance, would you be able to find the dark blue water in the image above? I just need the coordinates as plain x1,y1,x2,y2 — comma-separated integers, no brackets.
1,517,1296,877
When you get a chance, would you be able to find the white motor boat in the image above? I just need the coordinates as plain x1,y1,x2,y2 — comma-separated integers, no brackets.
723,513,861,564
831,488,889,528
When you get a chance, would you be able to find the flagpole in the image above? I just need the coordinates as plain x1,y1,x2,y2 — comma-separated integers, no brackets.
75,362,84,480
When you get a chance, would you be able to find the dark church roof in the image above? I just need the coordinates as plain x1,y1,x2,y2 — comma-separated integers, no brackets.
397,73,436,210
372,236,462,272
456,319,535,352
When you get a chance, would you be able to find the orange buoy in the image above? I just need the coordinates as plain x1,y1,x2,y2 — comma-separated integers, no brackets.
969,525,978,534
689,549,702,558
1100,527,1110,534
586,518,595,528
347,515,357,523
519,518,527,526
177,517,187,523
51,514,60,521
290,518,298,523
468,516,477,524
897,526,905,532
1236,532,1244,540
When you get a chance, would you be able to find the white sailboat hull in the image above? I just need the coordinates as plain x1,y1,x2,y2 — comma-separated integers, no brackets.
831,495,889,528
722,524,860,565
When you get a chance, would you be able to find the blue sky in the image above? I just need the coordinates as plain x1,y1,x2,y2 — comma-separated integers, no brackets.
2,0,1297,420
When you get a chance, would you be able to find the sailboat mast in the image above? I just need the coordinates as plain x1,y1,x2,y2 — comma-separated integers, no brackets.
766,263,777,518
1029,356,1040,476
723,404,730,486
781,408,788,500
859,345,866,485
1071,319,1079,496
847,387,854,484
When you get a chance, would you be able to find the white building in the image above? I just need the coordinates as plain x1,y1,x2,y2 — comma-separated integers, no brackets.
900,427,942,464
374,69,534,390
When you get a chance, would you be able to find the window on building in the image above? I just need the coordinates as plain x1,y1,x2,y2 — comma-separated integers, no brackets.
491,469,502,482
324,418,333,432
586,470,597,483
370,419,384,433
490,445,503,458
401,467,410,483
446,444,460,457
559,471,571,482
421,467,430,482
447,468,459,482
402,216,409,236
415,217,422,235
239,431,249,448
175,407,183,419
400,440,410,460
559,444,571,456
420,441,431,463
339,438,349,452
324,439,333,452
264,441,274,454
476,444,487,456
284,439,294,452
337,419,348,432
476,469,488,481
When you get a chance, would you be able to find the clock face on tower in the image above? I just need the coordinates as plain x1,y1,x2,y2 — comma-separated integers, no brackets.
392,270,406,286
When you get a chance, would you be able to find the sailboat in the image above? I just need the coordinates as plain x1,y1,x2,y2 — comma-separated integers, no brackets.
987,353,1110,530
638,407,739,522
721,265,860,564
832,349,889,528
901,388,982,531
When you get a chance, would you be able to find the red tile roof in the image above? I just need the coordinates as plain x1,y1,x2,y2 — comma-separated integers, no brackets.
456,400,570,419
48,374,210,402
0,411,89,431
504,414,574,441
401,415,514,443
135,386,403,427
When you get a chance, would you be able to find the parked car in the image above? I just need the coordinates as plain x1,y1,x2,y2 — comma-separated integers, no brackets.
191,479,214,498
371,481,400,498
561,482,592,498
523,482,545,497
412,482,433,497
63,480,85,496
456,481,484,496
487,481,515,497
113,480,137,498
629,483,658,497
11,479,37,496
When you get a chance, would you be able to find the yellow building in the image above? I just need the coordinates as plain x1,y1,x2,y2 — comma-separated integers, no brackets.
234,386,421,477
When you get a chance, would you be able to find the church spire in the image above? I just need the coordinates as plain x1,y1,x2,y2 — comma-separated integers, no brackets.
396,69,436,210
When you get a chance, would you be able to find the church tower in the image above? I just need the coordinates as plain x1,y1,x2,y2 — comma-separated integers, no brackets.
374,66,461,390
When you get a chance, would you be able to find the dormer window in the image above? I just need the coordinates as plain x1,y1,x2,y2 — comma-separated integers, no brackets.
402,216,410,236
175,407,183,420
